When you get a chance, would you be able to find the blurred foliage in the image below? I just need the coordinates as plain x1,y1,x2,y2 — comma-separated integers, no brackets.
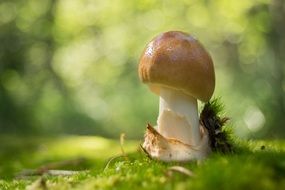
0,135,137,179
0,0,284,138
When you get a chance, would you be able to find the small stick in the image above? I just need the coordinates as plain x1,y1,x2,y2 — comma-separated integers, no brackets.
103,155,125,172
139,144,152,159
37,157,86,173
167,166,195,177
45,170,80,176
16,157,86,178
120,133,128,160
16,170,84,179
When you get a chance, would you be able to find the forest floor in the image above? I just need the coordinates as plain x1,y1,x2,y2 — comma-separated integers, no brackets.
0,135,285,190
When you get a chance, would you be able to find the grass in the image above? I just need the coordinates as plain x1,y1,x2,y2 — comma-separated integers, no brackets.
0,135,285,190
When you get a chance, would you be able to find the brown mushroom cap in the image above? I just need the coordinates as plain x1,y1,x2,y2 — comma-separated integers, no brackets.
139,31,215,102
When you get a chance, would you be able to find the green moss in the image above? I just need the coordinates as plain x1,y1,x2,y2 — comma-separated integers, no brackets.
0,136,285,190
200,98,233,153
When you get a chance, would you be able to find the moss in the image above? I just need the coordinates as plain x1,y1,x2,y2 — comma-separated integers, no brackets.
200,98,233,153
0,136,285,190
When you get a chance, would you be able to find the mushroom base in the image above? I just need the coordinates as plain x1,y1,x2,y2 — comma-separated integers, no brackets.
142,124,210,162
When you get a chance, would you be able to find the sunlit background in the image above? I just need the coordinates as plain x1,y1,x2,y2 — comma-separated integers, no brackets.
0,0,284,139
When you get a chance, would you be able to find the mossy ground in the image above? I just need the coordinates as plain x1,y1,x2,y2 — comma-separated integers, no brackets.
0,135,285,190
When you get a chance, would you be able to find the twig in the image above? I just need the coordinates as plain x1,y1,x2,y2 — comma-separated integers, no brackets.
37,157,86,173
46,170,80,176
16,170,84,179
16,157,86,178
166,166,195,177
139,144,152,159
103,155,125,172
120,133,128,160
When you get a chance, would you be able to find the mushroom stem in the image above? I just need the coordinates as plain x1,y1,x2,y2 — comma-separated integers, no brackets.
157,87,200,146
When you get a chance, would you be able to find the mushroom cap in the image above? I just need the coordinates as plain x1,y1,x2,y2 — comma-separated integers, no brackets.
139,31,215,102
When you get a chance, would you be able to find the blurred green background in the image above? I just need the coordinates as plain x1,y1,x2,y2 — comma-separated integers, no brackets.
0,0,284,139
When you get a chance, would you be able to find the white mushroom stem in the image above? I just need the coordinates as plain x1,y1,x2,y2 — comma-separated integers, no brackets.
157,87,200,146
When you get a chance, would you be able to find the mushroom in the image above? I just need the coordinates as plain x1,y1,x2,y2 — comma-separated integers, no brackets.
139,31,215,161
